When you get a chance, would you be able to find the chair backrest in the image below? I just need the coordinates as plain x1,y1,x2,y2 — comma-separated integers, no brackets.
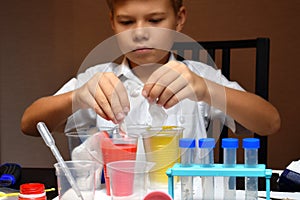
172,38,270,165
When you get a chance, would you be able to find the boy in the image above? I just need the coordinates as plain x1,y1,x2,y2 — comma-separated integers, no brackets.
21,0,280,138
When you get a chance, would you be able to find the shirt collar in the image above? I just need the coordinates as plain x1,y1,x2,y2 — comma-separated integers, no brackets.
113,58,130,78
113,53,177,81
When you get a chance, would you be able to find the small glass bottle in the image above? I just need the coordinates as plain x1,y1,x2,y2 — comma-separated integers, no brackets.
19,183,46,200
199,138,215,200
222,138,238,200
243,138,260,200
179,138,196,200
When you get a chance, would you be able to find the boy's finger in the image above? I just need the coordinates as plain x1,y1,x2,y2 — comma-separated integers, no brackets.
101,74,128,123
143,63,172,97
94,85,116,123
115,79,130,115
156,76,186,106
164,87,189,109
94,104,109,121
144,67,180,103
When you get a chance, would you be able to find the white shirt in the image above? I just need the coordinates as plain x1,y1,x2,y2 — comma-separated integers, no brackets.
55,55,244,139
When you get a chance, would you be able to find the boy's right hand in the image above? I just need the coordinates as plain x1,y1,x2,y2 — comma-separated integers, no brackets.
72,72,130,124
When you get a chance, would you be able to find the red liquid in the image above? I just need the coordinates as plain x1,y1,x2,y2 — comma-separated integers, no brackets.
101,142,137,196
108,161,137,197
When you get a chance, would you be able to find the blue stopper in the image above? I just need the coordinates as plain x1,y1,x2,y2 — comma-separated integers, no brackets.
0,174,15,186
199,138,215,148
179,138,196,148
242,138,260,149
222,138,239,148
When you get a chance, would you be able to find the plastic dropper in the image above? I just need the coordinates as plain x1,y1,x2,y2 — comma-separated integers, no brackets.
36,122,84,200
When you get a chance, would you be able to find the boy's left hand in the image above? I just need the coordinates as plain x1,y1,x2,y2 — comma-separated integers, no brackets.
142,60,208,109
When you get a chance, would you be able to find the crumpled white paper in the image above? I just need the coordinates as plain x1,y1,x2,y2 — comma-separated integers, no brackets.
148,103,167,127
71,132,103,163
70,132,103,189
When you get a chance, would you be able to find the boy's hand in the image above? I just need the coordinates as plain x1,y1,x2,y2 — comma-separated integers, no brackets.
73,72,130,124
142,60,208,109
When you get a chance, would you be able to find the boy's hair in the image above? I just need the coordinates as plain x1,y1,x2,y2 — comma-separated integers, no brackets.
106,0,183,14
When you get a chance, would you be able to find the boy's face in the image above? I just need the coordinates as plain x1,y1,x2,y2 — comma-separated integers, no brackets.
110,0,186,68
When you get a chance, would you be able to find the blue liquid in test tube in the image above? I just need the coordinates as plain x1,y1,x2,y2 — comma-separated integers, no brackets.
179,138,196,200
199,138,215,200
222,138,238,200
243,138,260,200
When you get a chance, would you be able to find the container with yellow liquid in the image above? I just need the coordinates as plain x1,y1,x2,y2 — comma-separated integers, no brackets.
142,126,183,189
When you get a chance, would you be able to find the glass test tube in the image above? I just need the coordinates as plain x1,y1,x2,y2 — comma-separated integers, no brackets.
222,138,238,200
243,138,260,200
199,138,215,200
180,138,196,200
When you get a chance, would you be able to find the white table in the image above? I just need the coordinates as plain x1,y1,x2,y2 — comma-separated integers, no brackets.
52,177,300,200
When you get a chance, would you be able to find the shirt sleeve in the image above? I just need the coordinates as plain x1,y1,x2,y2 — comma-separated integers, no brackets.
53,63,112,132
54,63,112,96
185,60,246,134
54,78,77,96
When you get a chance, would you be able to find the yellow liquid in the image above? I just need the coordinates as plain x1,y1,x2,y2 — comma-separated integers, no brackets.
143,131,181,187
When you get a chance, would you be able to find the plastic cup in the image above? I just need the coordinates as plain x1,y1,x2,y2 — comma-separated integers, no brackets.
142,126,183,188
54,160,99,200
107,160,155,199
65,129,115,189
66,132,90,158
66,126,117,160
100,136,138,195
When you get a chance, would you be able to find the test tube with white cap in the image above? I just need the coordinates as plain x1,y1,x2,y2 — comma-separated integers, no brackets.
179,138,196,200
222,138,238,200
243,138,260,200
199,138,215,200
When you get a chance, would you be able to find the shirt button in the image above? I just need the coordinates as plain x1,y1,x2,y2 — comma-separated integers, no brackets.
179,116,185,124
130,89,140,97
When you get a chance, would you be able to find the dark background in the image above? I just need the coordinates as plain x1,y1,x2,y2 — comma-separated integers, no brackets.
0,0,299,171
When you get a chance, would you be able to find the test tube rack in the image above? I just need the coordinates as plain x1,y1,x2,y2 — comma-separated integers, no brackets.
166,163,272,200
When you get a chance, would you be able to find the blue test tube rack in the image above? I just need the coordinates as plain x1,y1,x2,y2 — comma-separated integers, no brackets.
166,163,272,200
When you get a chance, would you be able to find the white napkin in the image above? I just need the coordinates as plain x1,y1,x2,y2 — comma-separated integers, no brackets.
148,103,167,127
71,132,103,164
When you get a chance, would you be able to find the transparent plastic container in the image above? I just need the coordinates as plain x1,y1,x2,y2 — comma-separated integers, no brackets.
243,138,260,200
199,138,215,200
222,138,238,200
179,138,196,200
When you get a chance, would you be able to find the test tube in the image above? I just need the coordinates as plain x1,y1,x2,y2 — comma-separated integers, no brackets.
179,138,196,200
222,138,238,200
243,138,260,200
199,138,215,200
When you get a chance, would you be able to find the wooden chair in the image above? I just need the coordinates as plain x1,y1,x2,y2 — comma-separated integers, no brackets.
172,38,270,165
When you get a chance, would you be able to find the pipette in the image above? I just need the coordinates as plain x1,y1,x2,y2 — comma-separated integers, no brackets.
36,122,84,200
